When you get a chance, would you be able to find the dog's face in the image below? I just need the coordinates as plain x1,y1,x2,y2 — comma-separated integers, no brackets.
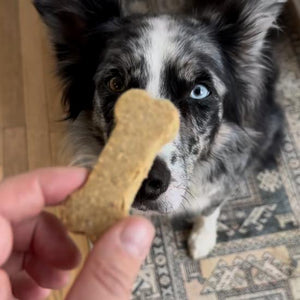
34,0,285,214
92,16,225,213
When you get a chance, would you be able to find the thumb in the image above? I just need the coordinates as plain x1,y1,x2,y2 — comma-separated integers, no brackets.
67,217,155,300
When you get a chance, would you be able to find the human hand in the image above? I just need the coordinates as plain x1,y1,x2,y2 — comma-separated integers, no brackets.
0,168,87,299
67,216,155,300
0,168,154,299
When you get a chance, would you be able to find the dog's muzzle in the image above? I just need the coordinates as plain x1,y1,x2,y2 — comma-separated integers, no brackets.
133,158,171,209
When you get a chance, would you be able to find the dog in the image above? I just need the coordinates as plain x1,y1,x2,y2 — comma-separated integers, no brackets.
34,0,286,259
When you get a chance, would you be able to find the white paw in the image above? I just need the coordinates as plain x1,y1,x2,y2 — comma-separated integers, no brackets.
188,223,217,260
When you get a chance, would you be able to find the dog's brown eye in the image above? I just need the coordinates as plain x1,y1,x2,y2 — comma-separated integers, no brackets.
108,77,126,93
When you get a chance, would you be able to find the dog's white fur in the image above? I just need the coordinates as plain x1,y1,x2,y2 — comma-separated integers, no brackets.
188,207,220,259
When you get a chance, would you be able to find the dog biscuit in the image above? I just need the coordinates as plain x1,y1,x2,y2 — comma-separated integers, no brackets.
62,89,180,242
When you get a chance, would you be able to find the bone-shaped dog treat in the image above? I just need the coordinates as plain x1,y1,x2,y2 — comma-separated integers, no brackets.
62,89,180,242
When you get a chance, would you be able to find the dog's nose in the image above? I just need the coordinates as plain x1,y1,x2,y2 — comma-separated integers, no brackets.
139,158,171,201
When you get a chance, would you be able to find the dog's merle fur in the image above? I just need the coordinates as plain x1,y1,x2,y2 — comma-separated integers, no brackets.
34,0,286,258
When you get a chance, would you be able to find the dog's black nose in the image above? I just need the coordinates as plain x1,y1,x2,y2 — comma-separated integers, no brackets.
139,158,171,201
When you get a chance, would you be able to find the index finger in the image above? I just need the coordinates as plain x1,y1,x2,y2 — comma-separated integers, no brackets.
0,168,88,223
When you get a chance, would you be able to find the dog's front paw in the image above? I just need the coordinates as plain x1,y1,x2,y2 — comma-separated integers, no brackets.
188,218,217,260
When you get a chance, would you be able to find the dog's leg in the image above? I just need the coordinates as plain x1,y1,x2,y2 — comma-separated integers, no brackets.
188,207,220,260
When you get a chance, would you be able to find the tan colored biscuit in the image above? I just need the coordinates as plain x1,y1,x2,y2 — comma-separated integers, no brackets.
62,89,180,242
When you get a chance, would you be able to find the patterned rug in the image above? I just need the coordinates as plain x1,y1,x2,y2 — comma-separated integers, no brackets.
122,1,300,299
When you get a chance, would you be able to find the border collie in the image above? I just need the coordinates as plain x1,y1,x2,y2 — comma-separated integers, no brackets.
34,0,286,259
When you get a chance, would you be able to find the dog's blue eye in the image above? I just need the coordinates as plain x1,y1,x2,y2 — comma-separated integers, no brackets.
190,84,210,100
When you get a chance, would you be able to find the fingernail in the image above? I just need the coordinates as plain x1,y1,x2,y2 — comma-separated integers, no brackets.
120,219,154,258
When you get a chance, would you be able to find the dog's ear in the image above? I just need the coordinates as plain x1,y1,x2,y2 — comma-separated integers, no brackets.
34,0,121,47
193,0,286,58
33,0,121,118
215,0,286,58
221,0,286,121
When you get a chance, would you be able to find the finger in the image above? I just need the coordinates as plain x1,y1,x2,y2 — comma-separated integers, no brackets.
4,251,70,290
13,212,81,270
2,252,24,276
24,254,70,289
0,167,88,222
11,271,51,300
67,217,155,300
0,215,13,265
0,269,13,299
